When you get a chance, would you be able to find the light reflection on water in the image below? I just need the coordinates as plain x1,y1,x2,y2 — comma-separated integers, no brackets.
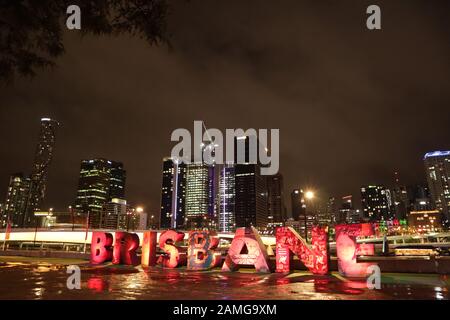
0,262,448,300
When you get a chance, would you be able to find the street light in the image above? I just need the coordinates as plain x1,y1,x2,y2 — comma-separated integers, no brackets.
305,191,315,200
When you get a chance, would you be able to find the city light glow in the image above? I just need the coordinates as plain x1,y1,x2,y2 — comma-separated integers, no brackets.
305,191,315,200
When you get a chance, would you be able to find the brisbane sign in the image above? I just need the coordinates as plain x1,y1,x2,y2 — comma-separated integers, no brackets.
91,224,377,278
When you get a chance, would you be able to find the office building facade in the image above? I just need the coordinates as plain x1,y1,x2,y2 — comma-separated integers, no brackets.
424,151,450,228
3,173,31,227
218,163,235,232
160,157,187,229
267,173,286,225
361,185,393,222
74,158,126,228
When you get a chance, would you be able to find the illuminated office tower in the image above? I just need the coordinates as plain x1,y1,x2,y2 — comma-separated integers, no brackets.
326,197,337,225
218,163,235,232
338,195,361,224
267,173,286,225
74,158,126,228
392,171,409,220
3,173,31,227
100,198,128,230
185,162,214,229
160,157,187,229
234,135,268,230
24,118,58,227
0,203,4,228
361,185,393,222
291,189,305,221
337,195,352,224
424,151,450,228
410,184,433,211
234,163,268,230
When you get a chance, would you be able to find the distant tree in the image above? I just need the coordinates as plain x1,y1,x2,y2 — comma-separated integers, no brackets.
0,0,169,82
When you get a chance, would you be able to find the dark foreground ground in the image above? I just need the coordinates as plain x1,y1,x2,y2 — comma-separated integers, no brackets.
0,256,448,300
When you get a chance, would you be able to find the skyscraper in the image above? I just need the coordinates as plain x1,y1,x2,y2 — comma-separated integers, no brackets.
337,195,352,224
232,135,269,230
392,171,409,220
3,173,31,227
267,173,286,225
160,157,187,229
24,118,58,227
326,196,337,225
218,163,235,232
291,189,306,221
424,151,450,228
234,163,268,229
409,184,432,211
100,198,128,230
185,162,214,229
361,185,393,222
74,158,126,228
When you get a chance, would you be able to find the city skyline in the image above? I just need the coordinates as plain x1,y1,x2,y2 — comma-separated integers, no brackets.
1,116,447,232
1,1,449,217
0,116,448,219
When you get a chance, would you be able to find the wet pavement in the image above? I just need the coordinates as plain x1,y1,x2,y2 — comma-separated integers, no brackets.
0,257,449,300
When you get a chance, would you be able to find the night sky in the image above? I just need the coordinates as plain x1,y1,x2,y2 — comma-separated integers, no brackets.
1,0,449,217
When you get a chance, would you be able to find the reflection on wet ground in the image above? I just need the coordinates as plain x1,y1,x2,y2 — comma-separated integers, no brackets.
0,260,449,300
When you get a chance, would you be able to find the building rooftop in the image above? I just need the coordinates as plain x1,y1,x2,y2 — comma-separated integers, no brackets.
424,151,450,160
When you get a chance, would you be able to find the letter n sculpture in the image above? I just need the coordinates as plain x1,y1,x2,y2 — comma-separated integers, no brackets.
275,226,329,275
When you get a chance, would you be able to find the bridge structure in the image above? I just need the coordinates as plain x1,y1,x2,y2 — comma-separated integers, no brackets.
1,228,450,252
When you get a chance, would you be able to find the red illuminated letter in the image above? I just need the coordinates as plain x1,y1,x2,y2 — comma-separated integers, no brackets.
112,232,140,265
222,227,271,273
141,231,157,267
335,223,377,277
158,230,186,268
275,226,329,275
187,231,221,270
90,232,113,264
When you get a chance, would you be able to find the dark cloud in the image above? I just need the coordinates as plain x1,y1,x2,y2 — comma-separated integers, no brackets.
1,0,449,214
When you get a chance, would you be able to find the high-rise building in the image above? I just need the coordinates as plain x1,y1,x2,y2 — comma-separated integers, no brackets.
0,203,5,228
267,173,286,226
291,189,307,238
100,201,142,231
232,135,269,230
100,198,128,230
159,157,187,229
74,158,126,228
3,173,31,227
409,184,433,211
337,195,361,224
23,118,58,227
424,151,450,228
326,197,337,225
185,162,214,229
291,189,306,221
361,185,393,222
234,163,268,229
337,195,353,224
392,171,409,220
218,163,235,232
